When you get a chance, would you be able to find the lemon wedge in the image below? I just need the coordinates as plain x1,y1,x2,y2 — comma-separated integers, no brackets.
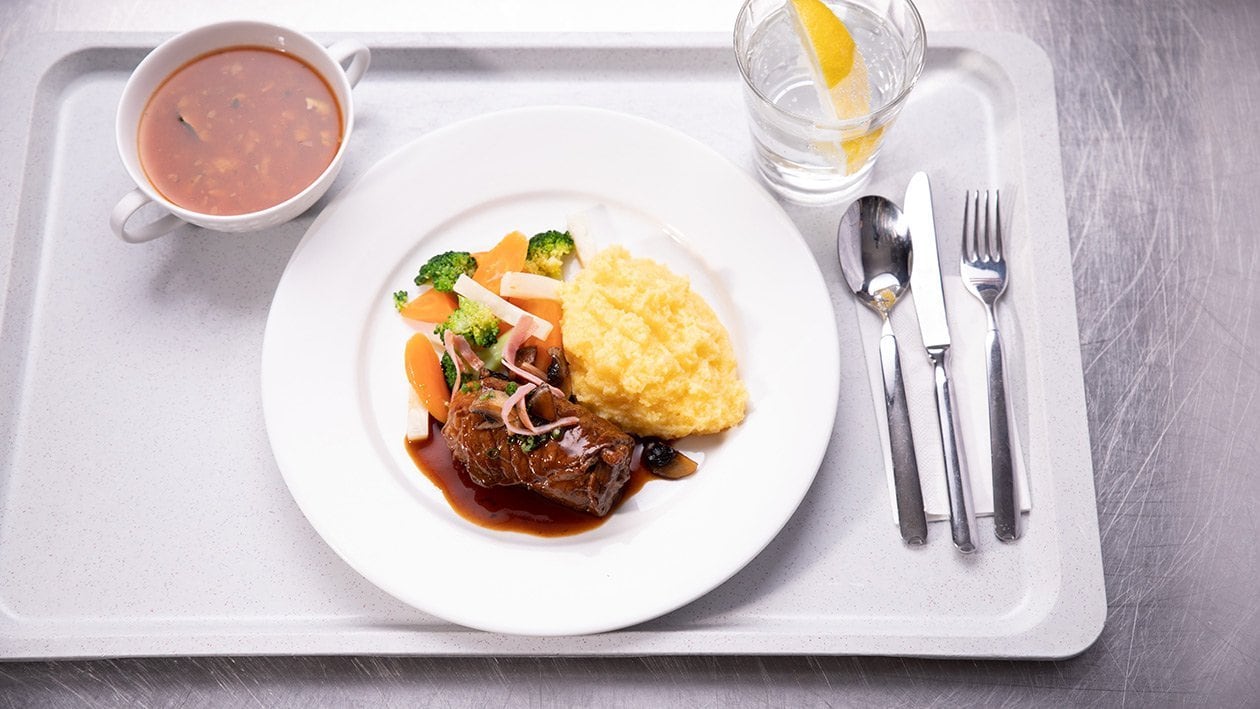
788,0,882,173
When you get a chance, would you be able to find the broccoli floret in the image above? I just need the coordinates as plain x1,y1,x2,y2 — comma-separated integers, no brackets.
523,230,575,279
440,352,457,389
434,296,500,348
392,290,409,311
414,251,478,292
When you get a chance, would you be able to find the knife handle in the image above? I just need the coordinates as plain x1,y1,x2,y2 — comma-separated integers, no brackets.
879,319,927,545
929,348,975,553
986,323,1019,542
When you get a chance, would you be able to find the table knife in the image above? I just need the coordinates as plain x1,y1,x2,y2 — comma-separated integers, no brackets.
905,172,976,553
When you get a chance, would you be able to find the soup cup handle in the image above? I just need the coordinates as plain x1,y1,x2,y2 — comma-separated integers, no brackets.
326,40,371,88
110,188,185,243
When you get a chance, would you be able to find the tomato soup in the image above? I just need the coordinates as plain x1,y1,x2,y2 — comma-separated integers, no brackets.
138,47,342,216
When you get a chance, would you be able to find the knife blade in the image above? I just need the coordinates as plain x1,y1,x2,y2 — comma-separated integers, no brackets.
905,172,976,553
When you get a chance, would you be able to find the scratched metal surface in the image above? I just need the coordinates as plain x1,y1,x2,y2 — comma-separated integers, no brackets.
1,0,1258,706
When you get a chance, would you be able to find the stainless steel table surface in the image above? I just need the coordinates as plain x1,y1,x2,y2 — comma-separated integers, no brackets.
2,0,1257,706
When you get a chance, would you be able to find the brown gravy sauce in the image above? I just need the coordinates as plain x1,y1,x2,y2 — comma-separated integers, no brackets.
405,422,657,537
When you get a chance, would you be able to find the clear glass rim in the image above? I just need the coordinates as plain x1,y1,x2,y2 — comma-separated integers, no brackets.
733,0,927,130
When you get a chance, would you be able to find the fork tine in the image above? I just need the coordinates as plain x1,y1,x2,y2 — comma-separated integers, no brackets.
983,190,992,262
973,191,982,261
962,192,973,261
993,190,1003,262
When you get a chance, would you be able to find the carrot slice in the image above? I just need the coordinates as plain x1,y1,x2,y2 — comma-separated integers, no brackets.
510,297,563,351
472,231,528,293
400,288,457,323
405,333,451,424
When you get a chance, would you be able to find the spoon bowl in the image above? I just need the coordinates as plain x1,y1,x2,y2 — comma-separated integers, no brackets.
836,196,928,545
837,196,914,315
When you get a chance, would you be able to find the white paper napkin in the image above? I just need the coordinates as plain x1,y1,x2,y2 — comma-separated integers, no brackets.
857,275,1031,524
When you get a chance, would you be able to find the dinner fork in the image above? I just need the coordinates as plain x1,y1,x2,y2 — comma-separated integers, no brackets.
960,191,1018,542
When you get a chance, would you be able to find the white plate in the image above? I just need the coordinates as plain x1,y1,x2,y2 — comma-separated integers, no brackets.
261,106,839,636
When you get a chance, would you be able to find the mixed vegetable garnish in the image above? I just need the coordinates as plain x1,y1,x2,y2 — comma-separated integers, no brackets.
394,229,578,436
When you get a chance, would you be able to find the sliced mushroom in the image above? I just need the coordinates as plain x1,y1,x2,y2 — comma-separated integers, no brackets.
527,387,558,422
640,438,699,479
507,345,550,384
468,389,511,420
516,345,538,367
545,347,572,396
518,362,549,383
481,370,512,388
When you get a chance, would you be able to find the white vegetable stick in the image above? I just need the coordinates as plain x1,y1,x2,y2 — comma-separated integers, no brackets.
567,212,596,266
452,274,553,341
406,389,429,441
499,271,562,301
566,204,613,266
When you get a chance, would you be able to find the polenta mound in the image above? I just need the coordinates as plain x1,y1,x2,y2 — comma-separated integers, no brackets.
559,246,747,438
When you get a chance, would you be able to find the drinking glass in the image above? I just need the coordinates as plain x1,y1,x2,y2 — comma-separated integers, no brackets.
734,0,925,203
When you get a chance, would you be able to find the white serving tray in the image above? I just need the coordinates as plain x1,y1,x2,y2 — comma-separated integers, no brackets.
0,32,1104,659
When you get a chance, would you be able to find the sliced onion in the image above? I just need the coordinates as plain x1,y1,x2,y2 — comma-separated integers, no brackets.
519,362,549,382
514,392,577,436
502,316,564,395
500,382,537,436
502,317,541,383
443,331,487,397
528,416,580,435
453,335,484,375
443,330,463,395
496,381,576,438
516,397,536,431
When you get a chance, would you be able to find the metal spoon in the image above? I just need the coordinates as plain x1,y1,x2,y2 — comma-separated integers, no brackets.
837,196,928,545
